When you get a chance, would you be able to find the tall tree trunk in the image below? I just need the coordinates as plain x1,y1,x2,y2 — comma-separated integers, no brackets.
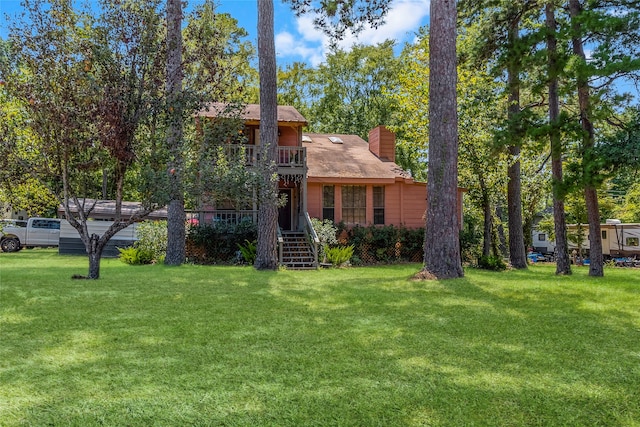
506,22,528,269
569,0,603,276
165,0,185,266
255,0,279,270
422,0,463,279
546,2,571,275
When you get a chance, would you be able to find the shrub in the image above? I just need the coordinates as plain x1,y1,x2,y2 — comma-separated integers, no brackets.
459,216,482,263
118,246,154,265
477,255,507,271
335,223,424,265
311,218,338,262
187,221,257,264
326,245,354,267
237,239,257,264
136,220,167,263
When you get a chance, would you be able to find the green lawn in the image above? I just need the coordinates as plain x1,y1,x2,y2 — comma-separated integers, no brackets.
1,249,639,426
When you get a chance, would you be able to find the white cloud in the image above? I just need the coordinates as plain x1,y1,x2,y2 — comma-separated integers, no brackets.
275,0,430,67
275,30,325,66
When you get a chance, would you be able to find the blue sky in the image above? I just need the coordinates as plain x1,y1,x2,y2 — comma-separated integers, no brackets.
0,0,431,68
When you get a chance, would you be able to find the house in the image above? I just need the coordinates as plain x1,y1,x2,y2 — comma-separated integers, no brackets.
195,104,464,268
304,126,464,229
196,103,308,232
1,203,28,220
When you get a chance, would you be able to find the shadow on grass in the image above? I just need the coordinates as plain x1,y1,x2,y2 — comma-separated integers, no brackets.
1,258,639,425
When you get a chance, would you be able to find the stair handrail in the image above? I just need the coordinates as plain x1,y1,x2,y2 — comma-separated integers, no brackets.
277,226,284,266
303,212,320,266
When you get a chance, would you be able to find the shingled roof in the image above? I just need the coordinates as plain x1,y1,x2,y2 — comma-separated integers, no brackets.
197,103,308,125
304,133,413,181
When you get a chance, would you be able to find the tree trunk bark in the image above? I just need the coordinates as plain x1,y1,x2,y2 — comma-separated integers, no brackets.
546,2,571,275
165,0,185,266
506,21,528,270
422,0,463,279
87,234,104,279
569,0,603,276
255,0,279,270
507,145,527,269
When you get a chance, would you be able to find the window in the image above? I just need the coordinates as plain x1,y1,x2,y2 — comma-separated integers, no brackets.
32,219,59,229
626,237,639,247
538,233,546,241
322,186,335,222
342,185,366,224
373,186,385,225
602,230,607,239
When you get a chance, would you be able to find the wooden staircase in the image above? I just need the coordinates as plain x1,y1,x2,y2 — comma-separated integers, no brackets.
280,231,317,270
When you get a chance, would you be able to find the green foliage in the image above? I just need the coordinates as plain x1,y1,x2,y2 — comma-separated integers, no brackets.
615,182,640,223
310,217,338,262
325,245,354,267
183,1,257,103
187,221,257,264
278,42,401,141
310,218,339,246
135,220,167,264
536,215,556,241
477,254,507,271
118,246,154,265
459,213,483,263
336,223,424,265
237,239,257,264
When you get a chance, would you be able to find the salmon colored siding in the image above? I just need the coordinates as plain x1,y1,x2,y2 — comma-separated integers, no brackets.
277,126,299,147
308,183,323,220
368,126,396,162
307,180,463,230
398,183,428,228
307,181,426,228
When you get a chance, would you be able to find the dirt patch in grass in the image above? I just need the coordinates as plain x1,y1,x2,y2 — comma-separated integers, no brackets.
411,268,438,281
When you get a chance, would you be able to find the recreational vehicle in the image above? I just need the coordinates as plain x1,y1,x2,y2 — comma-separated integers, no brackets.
533,219,640,259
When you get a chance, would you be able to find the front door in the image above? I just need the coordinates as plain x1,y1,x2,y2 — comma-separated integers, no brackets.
278,189,292,231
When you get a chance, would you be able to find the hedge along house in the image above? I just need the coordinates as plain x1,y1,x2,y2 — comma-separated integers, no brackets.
305,126,465,229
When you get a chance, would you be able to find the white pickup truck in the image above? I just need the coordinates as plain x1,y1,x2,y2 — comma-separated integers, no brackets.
0,217,61,252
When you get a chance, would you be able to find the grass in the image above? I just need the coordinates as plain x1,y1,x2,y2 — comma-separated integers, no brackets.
1,249,639,426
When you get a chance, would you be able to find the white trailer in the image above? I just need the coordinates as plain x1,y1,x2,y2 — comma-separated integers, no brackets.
533,219,640,259
58,220,139,257
532,230,556,255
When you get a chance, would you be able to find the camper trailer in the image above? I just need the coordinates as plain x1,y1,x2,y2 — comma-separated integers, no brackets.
572,220,640,258
533,219,640,259
532,230,556,255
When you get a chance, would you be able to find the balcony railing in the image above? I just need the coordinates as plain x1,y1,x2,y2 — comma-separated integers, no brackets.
221,144,306,168
186,210,258,226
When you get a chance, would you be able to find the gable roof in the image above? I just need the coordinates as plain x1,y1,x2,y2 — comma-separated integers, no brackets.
304,133,414,182
197,103,308,125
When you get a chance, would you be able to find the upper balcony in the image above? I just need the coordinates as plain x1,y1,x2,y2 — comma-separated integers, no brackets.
222,144,306,171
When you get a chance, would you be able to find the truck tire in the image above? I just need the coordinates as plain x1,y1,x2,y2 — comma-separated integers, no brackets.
1,238,21,252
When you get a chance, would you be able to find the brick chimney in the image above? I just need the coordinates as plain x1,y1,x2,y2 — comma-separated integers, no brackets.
368,126,396,162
